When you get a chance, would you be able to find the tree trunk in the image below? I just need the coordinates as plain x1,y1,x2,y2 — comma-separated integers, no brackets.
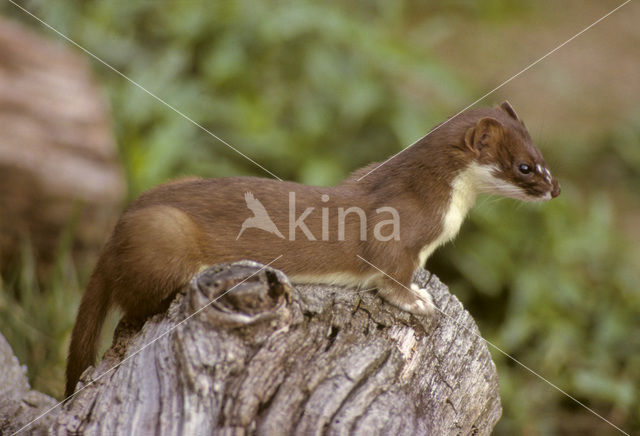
49,262,501,435
0,17,124,276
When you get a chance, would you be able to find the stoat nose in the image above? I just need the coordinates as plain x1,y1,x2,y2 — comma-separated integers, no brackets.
551,181,561,198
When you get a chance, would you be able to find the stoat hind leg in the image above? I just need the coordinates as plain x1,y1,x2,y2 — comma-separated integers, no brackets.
108,205,205,321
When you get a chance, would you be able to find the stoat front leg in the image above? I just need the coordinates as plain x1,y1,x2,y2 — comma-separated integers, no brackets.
374,267,436,316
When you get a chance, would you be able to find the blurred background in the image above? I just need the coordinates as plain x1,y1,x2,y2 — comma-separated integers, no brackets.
0,0,638,434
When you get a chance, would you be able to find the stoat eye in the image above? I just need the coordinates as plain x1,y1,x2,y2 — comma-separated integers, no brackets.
518,163,532,175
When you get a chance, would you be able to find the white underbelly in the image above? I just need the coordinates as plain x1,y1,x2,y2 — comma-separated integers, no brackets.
290,271,377,288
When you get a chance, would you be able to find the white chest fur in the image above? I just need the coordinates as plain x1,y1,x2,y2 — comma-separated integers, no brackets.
418,163,495,267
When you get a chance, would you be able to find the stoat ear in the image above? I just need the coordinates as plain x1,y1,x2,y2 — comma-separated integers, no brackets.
465,117,503,155
499,100,520,121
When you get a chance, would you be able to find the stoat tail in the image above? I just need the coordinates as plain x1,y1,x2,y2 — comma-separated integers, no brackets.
65,269,110,398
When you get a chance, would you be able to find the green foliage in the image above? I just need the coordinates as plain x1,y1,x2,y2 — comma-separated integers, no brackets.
7,0,468,195
0,238,79,397
1,1,639,433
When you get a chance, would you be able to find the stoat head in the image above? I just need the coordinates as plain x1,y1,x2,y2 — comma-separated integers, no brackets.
464,101,560,202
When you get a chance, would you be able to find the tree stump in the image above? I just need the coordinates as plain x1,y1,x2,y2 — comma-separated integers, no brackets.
0,17,125,275
0,332,58,435
49,261,501,435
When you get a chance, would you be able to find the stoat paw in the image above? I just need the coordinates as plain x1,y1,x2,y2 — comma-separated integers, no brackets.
399,299,431,316
409,284,436,315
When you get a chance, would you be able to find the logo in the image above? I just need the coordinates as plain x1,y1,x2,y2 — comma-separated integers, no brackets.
236,191,400,241
236,192,285,240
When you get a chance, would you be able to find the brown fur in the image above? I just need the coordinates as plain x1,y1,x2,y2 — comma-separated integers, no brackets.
65,102,560,397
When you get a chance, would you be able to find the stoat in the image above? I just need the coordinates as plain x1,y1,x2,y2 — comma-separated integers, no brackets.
65,101,560,397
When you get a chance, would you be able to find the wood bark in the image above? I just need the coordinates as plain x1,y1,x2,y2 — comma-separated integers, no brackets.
0,332,58,435
48,261,501,435
0,17,125,275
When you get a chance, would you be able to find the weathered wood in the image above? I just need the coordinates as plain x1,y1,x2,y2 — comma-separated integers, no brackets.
0,17,125,274
0,332,58,435
52,262,501,435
